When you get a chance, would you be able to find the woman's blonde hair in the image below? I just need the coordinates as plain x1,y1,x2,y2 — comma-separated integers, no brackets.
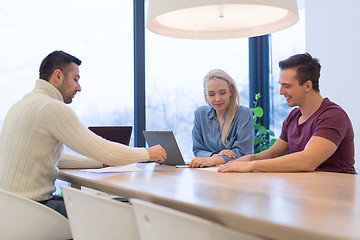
203,69,240,146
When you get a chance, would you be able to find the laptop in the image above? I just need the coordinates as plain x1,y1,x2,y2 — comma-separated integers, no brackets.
143,131,190,166
88,126,132,146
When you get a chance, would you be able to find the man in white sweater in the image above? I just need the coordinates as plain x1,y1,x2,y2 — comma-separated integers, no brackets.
0,51,166,217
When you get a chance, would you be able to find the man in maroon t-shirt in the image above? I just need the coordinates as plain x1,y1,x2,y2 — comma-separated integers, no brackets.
218,53,355,174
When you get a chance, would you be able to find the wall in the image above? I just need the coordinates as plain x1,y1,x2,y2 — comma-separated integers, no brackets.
305,0,360,167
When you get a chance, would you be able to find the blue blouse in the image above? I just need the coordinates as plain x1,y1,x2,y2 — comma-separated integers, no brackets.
192,105,254,162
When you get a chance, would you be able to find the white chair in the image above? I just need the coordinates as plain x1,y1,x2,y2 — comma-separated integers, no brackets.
130,198,264,240
61,186,140,240
0,189,72,240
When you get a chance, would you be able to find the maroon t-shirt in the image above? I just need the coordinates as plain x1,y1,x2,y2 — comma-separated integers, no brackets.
280,98,355,174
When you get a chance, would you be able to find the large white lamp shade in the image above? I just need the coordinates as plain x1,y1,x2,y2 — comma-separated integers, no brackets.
146,0,299,39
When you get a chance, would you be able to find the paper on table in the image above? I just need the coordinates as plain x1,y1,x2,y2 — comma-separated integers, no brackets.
80,164,144,173
195,167,219,172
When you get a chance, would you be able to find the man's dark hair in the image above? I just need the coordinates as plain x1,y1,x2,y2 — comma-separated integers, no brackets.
279,53,321,92
39,51,82,81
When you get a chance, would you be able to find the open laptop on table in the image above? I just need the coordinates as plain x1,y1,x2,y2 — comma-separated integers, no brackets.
88,126,132,146
143,131,191,166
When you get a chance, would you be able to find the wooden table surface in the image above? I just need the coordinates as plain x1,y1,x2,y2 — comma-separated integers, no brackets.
58,163,360,240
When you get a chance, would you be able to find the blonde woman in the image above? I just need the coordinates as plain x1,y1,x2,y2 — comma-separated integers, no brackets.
189,69,254,168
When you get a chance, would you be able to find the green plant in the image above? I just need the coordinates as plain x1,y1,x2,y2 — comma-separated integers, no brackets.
251,93,277,154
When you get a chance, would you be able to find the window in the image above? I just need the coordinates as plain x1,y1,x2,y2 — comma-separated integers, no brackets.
145,30,249,159
270,1,306,137
0,0,135,145
1,0,306,157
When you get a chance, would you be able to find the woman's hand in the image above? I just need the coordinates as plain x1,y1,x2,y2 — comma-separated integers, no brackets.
218,149,236,158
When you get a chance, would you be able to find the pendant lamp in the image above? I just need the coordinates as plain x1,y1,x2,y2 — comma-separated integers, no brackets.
146,0,299,39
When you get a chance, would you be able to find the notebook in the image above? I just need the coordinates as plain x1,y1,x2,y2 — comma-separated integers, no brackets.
88,126,132,146
143,131,190,166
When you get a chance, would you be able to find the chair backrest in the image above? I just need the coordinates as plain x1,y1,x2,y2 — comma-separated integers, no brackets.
130,198,263,240
0,189,72,240
62,186,140,240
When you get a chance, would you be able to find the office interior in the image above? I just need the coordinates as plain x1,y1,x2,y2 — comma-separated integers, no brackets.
0,0,359,239
0,0,358,168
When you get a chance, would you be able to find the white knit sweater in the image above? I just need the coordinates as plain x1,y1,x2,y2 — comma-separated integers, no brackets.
0,79,149,201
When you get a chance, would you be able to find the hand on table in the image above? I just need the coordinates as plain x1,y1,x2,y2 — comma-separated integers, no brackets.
148,145,167,163
218,149,236,158
217,156,253,173
189,155,225,168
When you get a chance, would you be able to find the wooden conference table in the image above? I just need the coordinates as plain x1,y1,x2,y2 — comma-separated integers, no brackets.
58,163,360,240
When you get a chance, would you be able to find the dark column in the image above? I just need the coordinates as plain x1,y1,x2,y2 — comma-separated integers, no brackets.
133,0,146,147
249,35,270,129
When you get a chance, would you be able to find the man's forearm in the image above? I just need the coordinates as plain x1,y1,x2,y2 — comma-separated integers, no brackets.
250,152,316,172
250,149,277,161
